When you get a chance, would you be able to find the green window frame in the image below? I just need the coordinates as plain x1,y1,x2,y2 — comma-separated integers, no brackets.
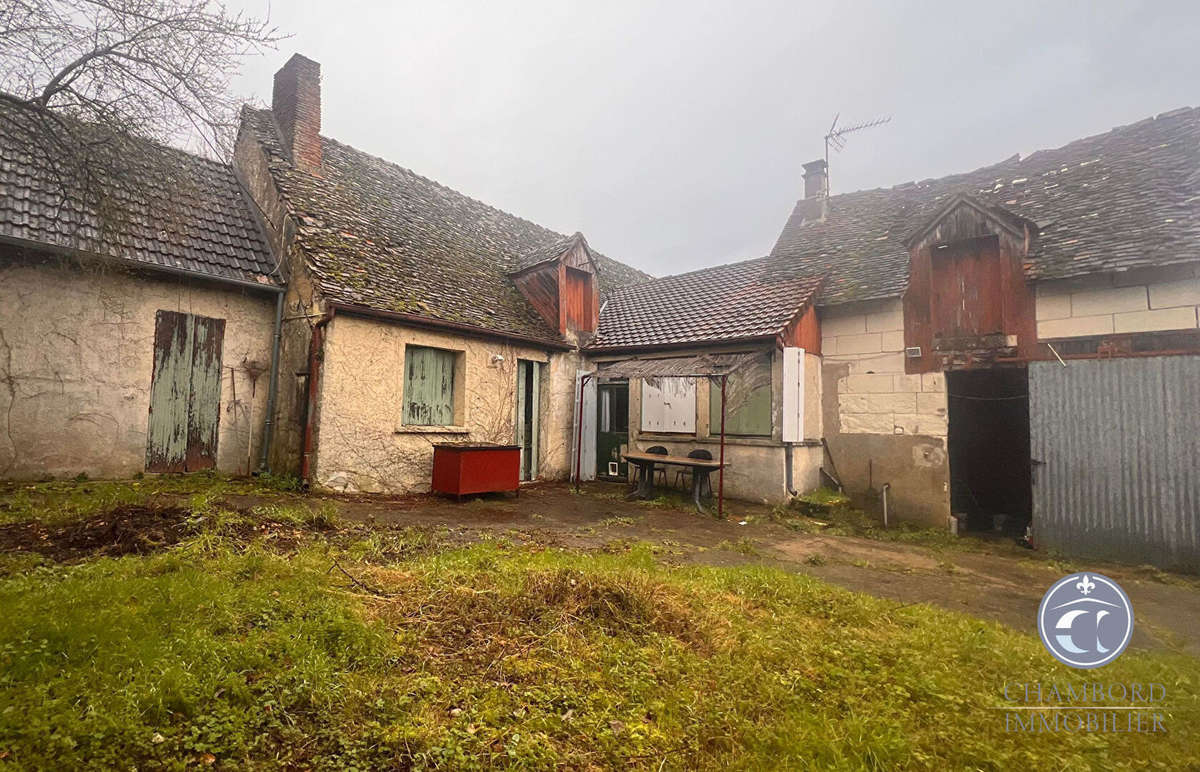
403,346,456,426
708,358,772,436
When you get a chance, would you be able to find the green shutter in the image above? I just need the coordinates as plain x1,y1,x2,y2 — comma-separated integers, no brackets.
709,360,772,436
404,346,456,426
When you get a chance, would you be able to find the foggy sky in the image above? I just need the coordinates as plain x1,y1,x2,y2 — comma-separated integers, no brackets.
230,1,1199,278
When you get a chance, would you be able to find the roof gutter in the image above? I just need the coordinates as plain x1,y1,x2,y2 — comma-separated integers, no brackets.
0,234,284,295
326,301,573,351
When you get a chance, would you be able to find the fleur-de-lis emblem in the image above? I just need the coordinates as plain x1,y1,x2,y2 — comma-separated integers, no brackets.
1076,575,1096,596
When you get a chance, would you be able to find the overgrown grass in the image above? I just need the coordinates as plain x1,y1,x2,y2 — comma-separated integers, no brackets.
779,487,967,550
1,531,1198,769
0,473,303,527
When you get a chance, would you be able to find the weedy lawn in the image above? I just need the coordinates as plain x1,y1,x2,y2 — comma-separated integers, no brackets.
0,485,1198,769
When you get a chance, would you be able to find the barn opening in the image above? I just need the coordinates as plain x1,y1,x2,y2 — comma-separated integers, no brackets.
946,367,1032,535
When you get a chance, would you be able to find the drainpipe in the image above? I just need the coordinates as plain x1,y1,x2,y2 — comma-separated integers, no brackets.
881,482,891,529
785,443,798,497
256,292,285,474
300,306,335,486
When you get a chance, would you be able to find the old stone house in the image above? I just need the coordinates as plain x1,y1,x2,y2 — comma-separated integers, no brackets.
233,55,650,492
1,51,1196,567
594,106,1198,567
0,105,283,479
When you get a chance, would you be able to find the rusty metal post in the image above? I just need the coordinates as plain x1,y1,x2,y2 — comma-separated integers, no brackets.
718,375,727,518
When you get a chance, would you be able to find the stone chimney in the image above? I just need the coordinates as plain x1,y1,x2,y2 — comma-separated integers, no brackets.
803,159,827,199
272,54,322,174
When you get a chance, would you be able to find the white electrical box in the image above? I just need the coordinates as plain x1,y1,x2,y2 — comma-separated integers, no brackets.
781,347,806,443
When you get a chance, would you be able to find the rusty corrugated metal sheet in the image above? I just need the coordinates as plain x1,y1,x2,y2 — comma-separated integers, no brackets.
1030,355,1200,570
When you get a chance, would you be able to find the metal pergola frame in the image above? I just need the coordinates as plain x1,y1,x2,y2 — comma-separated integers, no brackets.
571,352,763,518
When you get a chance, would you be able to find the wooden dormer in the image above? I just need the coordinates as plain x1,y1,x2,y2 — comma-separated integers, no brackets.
510,232,600,340
903,195,1038,373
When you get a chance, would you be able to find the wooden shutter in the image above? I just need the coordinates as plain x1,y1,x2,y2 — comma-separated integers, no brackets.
146,311,225,472
640,377,696,433
404,346,456,426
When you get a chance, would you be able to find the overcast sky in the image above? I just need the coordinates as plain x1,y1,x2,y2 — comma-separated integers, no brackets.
231,1,1198,277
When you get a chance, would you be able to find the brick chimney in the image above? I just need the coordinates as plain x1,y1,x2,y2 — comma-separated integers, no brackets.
272,54,322,174
803,159,827,199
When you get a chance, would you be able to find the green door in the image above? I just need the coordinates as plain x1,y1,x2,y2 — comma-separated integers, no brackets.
145,310,225,473
596,381,629,480
515,359,542,481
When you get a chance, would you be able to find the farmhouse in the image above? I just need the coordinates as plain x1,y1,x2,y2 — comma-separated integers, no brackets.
1,52,1196,567
231,55,649,492
597,105,1199,566
0,104,283,479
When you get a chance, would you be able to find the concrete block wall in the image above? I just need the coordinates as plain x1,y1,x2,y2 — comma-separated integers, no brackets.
821,299,947,437
1036,266,1200,339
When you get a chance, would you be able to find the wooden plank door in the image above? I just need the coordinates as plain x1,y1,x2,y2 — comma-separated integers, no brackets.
931,238,1003,339
516,360,541,481
146,311,225,473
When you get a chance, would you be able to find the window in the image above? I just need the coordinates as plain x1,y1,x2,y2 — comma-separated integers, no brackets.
640,377,695,433
709,357,772,436
403,346,456,426
599,383,628,433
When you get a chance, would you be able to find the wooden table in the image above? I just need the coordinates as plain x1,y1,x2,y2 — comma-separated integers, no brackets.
622,451,724,513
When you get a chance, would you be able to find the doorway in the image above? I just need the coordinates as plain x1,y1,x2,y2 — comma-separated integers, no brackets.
146,310,226,473
596,381,629,480
946,367,1032,535
515,359,542,481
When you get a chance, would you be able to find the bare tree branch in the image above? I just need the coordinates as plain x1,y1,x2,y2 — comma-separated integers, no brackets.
0,0,285,246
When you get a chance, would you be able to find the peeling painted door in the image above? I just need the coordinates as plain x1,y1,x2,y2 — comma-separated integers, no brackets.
515,360,542,481
146,311,226,473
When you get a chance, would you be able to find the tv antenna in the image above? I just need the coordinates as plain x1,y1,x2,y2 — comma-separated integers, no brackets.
823,113,891,195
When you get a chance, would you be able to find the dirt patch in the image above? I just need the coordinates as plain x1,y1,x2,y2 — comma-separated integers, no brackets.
0,505,196,561
0,503,341,563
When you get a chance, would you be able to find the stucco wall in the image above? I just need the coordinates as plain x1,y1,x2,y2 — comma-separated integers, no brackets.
313,313,576,493
819,299,951,527
0,255,277,480
1035,265,1200,339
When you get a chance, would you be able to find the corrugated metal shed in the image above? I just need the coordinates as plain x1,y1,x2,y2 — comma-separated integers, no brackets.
1030,356,1200,570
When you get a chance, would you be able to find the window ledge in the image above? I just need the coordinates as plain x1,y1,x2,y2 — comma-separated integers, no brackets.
394,425,470,435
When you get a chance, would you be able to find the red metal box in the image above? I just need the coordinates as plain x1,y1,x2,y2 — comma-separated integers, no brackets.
431,442,521,498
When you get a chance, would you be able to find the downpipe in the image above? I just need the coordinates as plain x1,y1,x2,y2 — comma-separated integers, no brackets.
785,443,798,497
881,482,891,529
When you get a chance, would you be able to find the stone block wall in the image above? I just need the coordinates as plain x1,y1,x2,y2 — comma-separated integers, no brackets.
821,299,947,438
1036,266,1200,339
820,298,951,527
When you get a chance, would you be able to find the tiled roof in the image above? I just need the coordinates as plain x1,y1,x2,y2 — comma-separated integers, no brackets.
771,106,1200,305
0,101,278,286
590,254,823,349
240,108,650,342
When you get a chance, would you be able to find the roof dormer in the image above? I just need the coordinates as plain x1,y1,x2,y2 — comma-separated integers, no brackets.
509,232,600,341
